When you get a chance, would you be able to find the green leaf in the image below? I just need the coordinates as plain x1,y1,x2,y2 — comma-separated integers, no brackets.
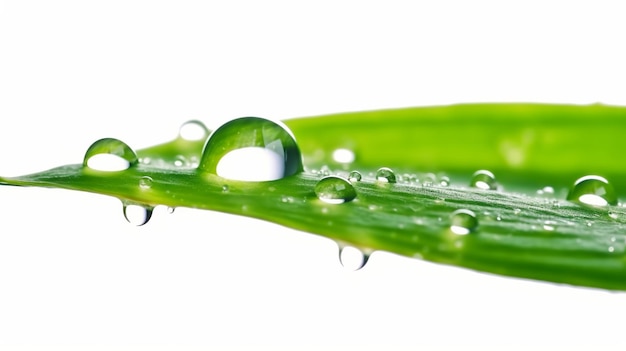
2,103,626,290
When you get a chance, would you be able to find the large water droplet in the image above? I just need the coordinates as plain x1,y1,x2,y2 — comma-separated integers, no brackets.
470,170,497,190
450,209,478,235
376,167,397,183
122,203,153,226
348,171,362,182
315,176,356,204
566,175,617,207
338,245,369,271
198,117,303,181
178,120,210,141
83,138,137,172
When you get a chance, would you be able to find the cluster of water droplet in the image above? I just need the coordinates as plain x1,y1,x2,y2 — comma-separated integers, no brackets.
81,117,307,226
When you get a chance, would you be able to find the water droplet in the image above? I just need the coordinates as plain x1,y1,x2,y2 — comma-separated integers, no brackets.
173,155,188,167
376,167,397,183
332,148,355,164
439,176,450,187
609,211,619,219
449,209,478,235
470,170,498,190
422,173,436,186
513,208,522,215
178,120,210,141
198,117,303,181
320,165,331,176
122,203,153,226
543,220,557,231
139,176,153,190
315,176,357,204
167,207,176,214
84,138,137,172
222,185,229,193
566,175,617,207
348,171,362,182
609,246,615,253
338,245,369,271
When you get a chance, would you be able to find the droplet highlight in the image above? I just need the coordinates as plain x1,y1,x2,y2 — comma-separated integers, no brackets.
338,245,369,271
84,138,137,172
315,176,357,204
199,117,303,181
122,203,153,226
376,167,397,183
178,120,210,141
470,170,497,190
450,209,478,235
566,175,617,207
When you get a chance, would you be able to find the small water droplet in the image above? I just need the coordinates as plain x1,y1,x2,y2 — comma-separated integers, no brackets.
567,175,617,207
320,165,331,176
332,148,355,164
609,211,619,219
123,203,153,226
222,185,229,193
315,176,357,204
199,117,303,181
609,246,615,253
84,138,137,172
338,245,369,271
470,170,498,190
167,207,175,214
513,208,522,215
348,171,362,182
174,155,187,167
139,176,153,190
449,209,478,235
543,220,557,231
376,167,397,183
439,176,450,187
178,120,210,141
422,173,436,186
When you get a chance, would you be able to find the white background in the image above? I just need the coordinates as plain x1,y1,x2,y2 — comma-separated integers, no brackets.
1,1,626,350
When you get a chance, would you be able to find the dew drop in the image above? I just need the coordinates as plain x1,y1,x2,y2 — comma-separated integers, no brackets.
348,171,362,182
83,138,137,172
199,117,303,181
178,120,210,141
315,176,357,204
136,176,152,190
567,175,617,207
543,220,557,231
332,148,355,164
376,167,397,183
470,170,498,190
222,185,230,193
167,207,176,214
320,165,331,176
122,203,153,226
449,209,478,235
338,245,369,271
439,176,450,187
